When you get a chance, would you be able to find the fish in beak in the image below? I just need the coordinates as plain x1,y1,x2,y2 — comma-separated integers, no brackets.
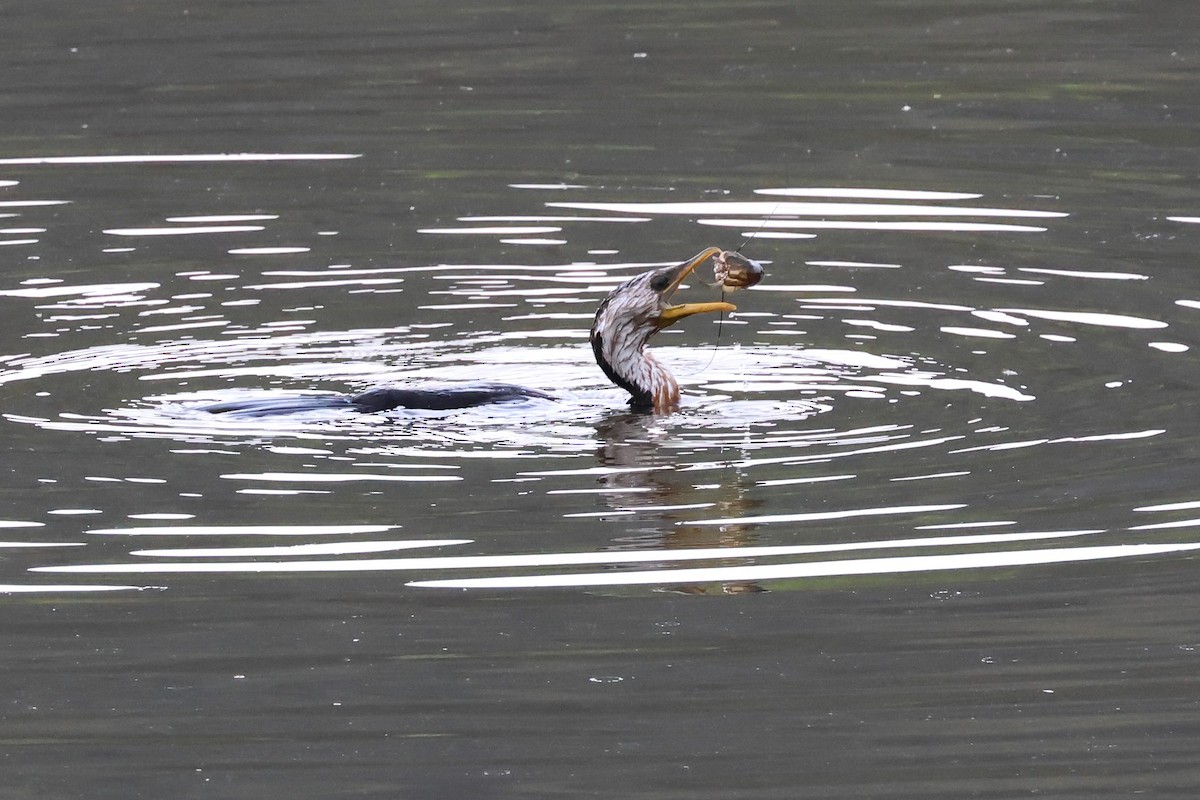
655,246,736,329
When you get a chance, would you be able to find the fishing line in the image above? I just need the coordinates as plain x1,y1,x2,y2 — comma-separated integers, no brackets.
737,195,785,256
690,196,784,377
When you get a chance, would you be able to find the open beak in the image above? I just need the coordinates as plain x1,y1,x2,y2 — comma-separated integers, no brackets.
656,246,737,329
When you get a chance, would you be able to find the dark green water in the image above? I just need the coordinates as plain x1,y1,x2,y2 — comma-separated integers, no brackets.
4,1,1200,796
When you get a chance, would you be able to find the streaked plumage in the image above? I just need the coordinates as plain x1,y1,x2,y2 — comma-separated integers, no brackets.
591,247,734,413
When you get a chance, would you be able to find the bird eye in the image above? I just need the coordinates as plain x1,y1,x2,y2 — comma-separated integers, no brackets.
649,272,672,292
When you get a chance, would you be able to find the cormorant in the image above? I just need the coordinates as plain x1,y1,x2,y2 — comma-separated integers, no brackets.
203,247,734,417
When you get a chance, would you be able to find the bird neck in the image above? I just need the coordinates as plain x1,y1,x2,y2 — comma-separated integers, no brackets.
591,330,681,413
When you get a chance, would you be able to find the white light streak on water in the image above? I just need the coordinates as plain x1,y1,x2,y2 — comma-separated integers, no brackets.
805,298,975,313
915,521,1015,530
0,200,70,207
756,474,856,488
756,187,984,200
1134,500,1200,512
891,471,971,482
228,247,311,255
458,216,652,223
0,153,361,165
220,472,462,483
950,264,1005,274
0,282,160,299
243,277,404,290
547,201,1066,218
132,540,473,557
972,310,1029,326
700,219,1050,233
406,543,1200,590
33,529,1105,575
799,349,910,369
751,284,857,293
940,326,1016,339
1018,267,1149,281
509,183,591,189
842,319,915,332
995,308,1168,329
89,525,403,536
417,226,563,235
500,238,569,245
0,584,157,593
166,215,280,222
951,439,1049,454
1053,430,1164,443
682,434,967,473
688,503,965,527
1128,518,1200,531
808,260,903,269
869,374,1035,402
137,320,228,334
103,226,265,236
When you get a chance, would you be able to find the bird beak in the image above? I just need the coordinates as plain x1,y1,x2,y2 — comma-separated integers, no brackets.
656,246,737,329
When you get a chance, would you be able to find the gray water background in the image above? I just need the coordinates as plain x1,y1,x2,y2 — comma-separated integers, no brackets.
4,1,1200,797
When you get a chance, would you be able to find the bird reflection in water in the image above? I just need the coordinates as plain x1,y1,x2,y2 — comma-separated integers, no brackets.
593,413,768,594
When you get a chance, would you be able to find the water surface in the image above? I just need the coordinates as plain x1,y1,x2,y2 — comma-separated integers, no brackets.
4,1,1200,797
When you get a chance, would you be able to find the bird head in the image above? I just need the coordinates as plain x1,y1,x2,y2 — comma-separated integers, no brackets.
591,247,736,411
593,247,735,341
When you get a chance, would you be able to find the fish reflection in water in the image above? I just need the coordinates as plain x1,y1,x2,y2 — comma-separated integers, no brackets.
204,247,738,418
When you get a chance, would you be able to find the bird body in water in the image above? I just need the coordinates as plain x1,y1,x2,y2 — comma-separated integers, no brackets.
203,247,735,417
199,383,554,417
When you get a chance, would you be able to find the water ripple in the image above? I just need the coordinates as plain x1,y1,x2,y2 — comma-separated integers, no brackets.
2,172,1195,596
